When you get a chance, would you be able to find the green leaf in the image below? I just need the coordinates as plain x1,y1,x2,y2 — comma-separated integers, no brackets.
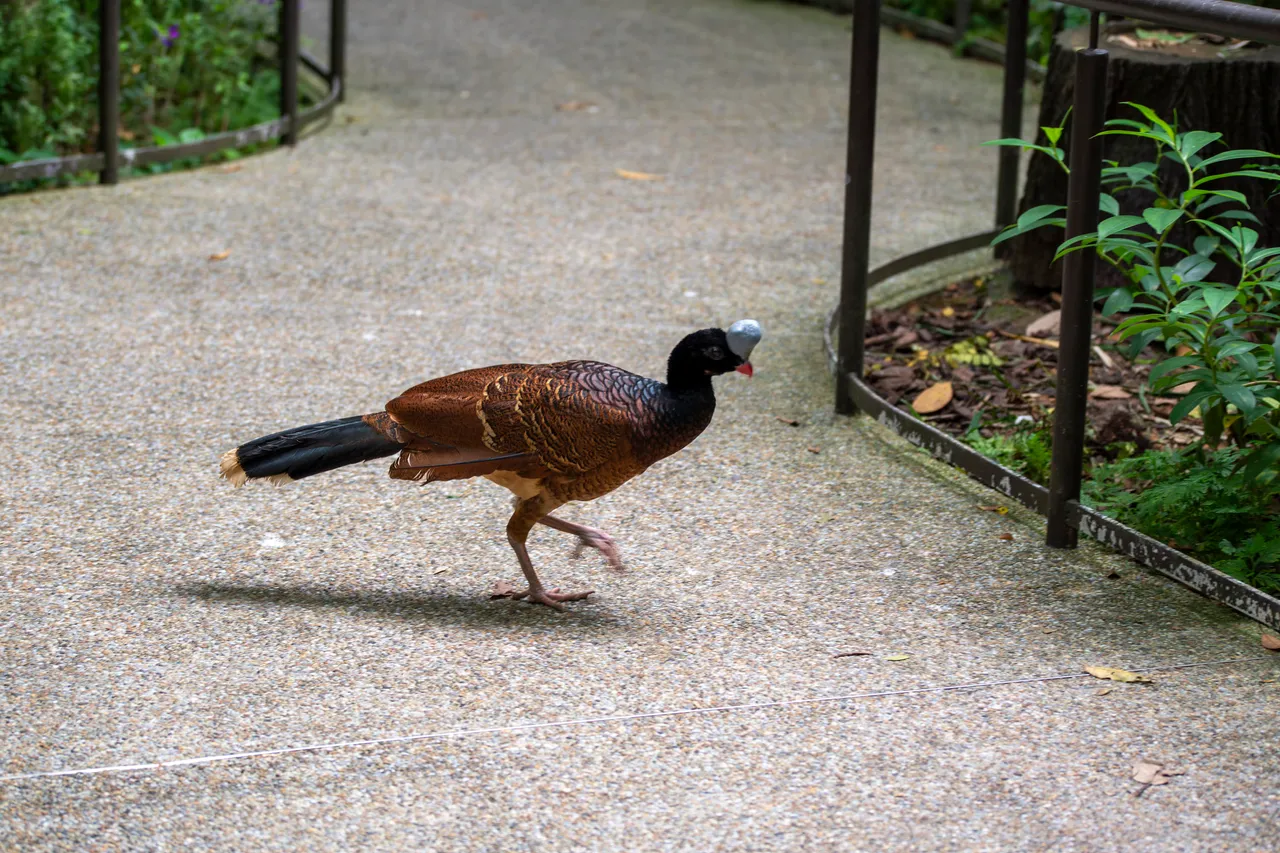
1196,149,1280,168
1105,118,1148,131
1194,236,1220,256
1121,103,1176,143
1099,193,1120,215
1184,188,1248,207
1171,295,1208,317
1051,232,1097,259
1152,367,1214,392
1170,386,1214,424
1178,130,1222,161
1173,254,1216,283
1018,204,1067,229
1216,210,1262,225
1193,169,1280,185
1044,126,1063,146
1147,355,1202,383
1202,288,1237,318
1099,215,1146,240
1143,208,1183,234
983,140,1064,162
1101,288,1135,316
1125,161,1159,180
1242,443,1280,483
1220,383,1257,415
1216,339,1257,360
1196,219,1246,249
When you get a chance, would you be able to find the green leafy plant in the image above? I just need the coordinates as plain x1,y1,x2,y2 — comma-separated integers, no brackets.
1,0,282,189
964,412,1054,484
1085,448,1280,594
987,104,1280,487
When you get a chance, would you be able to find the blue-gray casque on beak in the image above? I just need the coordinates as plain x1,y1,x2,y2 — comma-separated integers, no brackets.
727,319,762,376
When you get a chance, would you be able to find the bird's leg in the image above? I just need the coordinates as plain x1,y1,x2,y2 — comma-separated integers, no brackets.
503,496,594,610
537,514,625,572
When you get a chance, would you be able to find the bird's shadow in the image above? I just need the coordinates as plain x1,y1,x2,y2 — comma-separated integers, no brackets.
175,581,628,631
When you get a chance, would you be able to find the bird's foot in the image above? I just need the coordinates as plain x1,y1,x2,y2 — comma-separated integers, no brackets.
513,586,595,611
570,526,625,572
490,581,593,611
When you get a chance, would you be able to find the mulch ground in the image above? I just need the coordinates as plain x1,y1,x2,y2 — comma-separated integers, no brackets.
862,273,1205,470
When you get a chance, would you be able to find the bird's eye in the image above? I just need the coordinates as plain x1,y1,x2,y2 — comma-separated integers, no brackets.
704,346,724,360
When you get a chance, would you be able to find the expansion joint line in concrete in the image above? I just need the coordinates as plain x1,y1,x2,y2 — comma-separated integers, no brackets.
3,656,1270,783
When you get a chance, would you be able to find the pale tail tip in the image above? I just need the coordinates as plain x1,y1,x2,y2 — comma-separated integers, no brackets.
220,448,248,487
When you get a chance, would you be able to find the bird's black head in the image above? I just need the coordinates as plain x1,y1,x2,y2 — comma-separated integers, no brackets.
666,320,762,391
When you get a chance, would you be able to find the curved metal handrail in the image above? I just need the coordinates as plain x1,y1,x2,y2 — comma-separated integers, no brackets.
824,260,1280,631
830,0,1280,629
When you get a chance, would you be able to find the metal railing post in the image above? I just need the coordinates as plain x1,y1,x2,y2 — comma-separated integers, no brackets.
1047,24,1109,548
995,0,1029,226
98,0,120,185
331,0,347,103
835,0,882,415
280,0,300,145
954,0,973,46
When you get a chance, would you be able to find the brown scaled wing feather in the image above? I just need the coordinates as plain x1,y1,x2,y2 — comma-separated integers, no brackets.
379,362,645,500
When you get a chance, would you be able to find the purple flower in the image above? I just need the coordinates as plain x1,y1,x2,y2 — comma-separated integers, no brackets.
160,24,179,48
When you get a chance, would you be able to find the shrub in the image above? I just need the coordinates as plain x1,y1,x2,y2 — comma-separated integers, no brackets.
1085,448,1280,594
0,0,279,166
989,104,1280,487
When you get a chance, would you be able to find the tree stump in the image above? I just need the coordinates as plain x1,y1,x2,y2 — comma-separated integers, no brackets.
1003,23,1280,292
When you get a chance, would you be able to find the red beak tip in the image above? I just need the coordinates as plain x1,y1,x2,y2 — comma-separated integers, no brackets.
736,362,754,377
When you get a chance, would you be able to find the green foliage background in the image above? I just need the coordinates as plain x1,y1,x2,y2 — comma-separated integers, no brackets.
0,0,279,164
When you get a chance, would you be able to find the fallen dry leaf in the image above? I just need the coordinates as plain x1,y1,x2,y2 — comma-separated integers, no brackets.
1262,633,1280,651
978,505,1010,514
1091,384,1133,400
998,533,1014,541
489,580,517,599
941,306,955,318
807,446,821,454
616,169,662,181
208,250,231,261
218,163,242,173
1132,760,1183,786
1026,309,1061,338
912,381,953,414
1096,687,1112,696
775,416,801,427
1086,665,1152,683
1093,345,1115,369
832,651,873,658
432,568,449,575
885,654,911,661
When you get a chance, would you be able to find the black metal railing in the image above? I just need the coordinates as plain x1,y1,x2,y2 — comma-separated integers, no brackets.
830,0,1280,630
0,0,347,187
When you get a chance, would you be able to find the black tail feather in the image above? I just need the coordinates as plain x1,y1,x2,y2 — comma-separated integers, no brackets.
221,415,403,485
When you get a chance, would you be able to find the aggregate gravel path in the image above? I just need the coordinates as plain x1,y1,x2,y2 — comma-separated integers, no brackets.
2,1,1277,850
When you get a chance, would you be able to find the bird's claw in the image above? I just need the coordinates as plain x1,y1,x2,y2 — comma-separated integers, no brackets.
510,586,595,611
571,528,625,573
